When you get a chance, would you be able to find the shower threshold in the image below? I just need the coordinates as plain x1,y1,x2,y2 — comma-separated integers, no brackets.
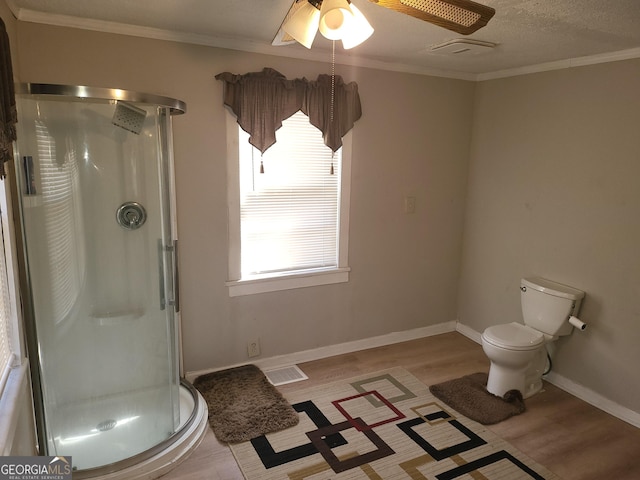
67,381,208,479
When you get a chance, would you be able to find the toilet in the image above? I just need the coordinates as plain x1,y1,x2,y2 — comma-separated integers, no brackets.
481,277,584,399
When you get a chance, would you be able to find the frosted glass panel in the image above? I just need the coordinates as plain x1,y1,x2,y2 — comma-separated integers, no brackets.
15,96,179,469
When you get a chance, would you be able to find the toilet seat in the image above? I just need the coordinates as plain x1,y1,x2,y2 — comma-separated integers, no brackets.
483,322,544,351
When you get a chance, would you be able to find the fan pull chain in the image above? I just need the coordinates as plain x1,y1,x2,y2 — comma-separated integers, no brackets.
330,40,335,125
330,40,335,175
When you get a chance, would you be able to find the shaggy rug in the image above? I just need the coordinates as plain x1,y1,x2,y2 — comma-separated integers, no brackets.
193,364,299,443
229,367,558,479
429,372,526,425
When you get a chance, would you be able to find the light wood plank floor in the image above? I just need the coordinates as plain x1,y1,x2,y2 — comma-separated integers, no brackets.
161,332,640,479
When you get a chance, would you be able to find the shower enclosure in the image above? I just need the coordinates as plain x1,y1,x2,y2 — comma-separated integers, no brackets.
12,84,206,477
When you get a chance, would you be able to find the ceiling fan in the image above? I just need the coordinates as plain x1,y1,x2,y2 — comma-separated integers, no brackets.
370,0,495,35
273,0,496,48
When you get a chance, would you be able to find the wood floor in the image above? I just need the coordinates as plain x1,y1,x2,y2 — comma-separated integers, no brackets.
161,332,640,479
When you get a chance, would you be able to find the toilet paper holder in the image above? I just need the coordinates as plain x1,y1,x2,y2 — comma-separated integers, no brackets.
569,315,587,331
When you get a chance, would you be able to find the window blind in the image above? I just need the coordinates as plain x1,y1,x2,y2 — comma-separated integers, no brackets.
239,111,341,277
0,206,14,392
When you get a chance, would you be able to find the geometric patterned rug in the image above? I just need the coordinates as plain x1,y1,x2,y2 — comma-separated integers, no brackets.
229,367,560,479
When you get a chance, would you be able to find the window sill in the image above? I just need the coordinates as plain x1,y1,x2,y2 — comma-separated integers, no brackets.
226,267,350,297
0,360,30,455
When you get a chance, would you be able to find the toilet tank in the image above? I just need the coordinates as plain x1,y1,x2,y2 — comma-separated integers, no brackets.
521,277,585,337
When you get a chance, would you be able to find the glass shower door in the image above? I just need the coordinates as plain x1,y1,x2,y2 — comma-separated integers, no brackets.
14,95,179,470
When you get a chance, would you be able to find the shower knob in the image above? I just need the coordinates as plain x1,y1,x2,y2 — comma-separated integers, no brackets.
116,202,147,230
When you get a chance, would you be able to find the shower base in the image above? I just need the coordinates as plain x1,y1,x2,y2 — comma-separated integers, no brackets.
57,381,208,479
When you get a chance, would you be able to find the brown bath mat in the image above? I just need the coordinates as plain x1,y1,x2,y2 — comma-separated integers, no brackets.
429,372,526,425
194,364,299,443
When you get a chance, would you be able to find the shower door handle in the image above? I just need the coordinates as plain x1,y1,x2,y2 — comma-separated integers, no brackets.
158,240,180,312
158,239,166,310
170,240,180,313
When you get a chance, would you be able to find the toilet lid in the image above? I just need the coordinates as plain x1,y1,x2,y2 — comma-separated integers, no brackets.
483,322,544,350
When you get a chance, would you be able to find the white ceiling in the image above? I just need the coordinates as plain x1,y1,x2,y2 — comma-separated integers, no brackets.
7,0,640,80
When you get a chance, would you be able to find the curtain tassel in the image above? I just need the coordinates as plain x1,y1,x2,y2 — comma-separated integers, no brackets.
260,159,264,174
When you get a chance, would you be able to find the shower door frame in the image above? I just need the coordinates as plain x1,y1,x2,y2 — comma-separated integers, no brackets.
11,83,186,460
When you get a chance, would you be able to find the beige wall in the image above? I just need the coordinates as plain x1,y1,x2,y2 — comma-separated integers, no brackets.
459,60,640,414
15,22,474,372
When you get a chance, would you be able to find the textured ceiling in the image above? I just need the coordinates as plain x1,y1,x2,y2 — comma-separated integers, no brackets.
8,0,640,79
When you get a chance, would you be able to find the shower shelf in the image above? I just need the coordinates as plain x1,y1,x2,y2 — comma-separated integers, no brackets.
90,309,144,326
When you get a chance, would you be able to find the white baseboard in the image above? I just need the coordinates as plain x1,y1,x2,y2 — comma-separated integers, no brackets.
543,371,640,428
185,321,457,383
455,321,640,429
455,322,483,343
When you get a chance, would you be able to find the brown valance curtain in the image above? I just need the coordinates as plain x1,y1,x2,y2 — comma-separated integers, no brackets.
0,17,16,179
215,67,361,153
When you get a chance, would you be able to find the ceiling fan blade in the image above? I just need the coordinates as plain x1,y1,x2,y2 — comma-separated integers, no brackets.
368,0,495,35
272,0,307,46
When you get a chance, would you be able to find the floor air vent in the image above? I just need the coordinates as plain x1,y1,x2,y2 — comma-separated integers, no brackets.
264,365,308,386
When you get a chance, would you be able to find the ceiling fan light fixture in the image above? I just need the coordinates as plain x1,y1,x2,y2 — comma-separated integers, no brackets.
341,4,374,49
283,1,321,48
319,0,354,40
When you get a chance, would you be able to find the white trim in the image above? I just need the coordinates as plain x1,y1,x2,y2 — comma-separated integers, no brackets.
0,354,15,398
14,7,640,81
477,47,640,81
455,321,640,428
544,371,640,429
225,111,242,283
337,133,352,269
185,321,457,383
0,176,23,371
455,321,483,343
0,360,30,456
226,267,350,297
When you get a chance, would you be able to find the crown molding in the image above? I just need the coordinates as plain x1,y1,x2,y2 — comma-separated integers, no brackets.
477,47,640,81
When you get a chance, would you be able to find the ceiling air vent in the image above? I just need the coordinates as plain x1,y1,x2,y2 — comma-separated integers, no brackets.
430,38,497,55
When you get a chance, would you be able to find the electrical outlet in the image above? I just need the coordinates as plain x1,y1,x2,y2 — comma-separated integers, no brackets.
404,196,416,214
247,338,261,358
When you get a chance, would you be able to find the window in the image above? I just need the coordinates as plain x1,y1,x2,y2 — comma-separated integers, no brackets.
226,111,351,296
0,179,19,397
0,220,14,393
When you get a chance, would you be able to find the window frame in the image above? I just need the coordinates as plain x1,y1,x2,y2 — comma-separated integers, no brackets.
225,111,351,297
0,174,26,398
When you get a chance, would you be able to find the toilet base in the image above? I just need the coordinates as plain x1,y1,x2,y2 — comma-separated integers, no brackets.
486,364,526,398
523,378,543,399
486,347,547,399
